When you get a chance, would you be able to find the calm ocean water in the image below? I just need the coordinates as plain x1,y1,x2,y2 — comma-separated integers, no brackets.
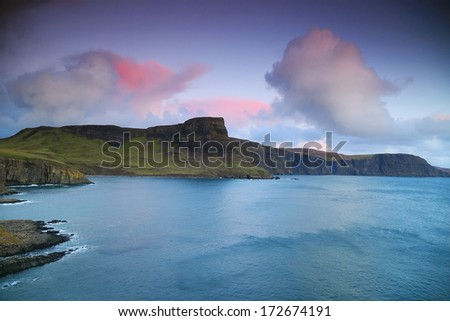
1,175,449,300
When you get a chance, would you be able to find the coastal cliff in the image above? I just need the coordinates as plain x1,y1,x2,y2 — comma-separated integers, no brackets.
232,143,449,177
0,117,449,178
0,157,91,189
0,117,270,179
0,163,7,194
340,154,448,176
146,117,229,141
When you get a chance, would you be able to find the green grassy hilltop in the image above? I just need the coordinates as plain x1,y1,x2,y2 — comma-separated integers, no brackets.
0,118,272,179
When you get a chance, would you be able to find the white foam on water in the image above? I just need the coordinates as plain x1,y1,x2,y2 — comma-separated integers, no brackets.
1,277,39,290
1,280,22,289
72,245,89,254
8,184,39,188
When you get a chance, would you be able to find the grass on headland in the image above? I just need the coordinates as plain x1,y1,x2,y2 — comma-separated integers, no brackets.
0,126,273,178
0,227,22,245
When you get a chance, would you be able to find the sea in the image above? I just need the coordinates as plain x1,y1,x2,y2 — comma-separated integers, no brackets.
0,175,449,300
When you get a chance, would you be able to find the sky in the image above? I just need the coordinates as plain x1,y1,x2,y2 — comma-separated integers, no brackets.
1,0,449,167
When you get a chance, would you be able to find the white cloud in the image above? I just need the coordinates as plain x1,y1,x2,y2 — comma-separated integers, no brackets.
7,51,117,124
266,28,400,137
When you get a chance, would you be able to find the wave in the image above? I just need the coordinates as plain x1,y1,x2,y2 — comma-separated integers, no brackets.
71,245,89,254
9,192,25,196
1,277,38,290
8,183,69,188
8,184,39,188
1,280,22,289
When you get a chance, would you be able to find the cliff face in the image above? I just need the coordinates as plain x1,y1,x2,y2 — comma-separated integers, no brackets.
145,117,229,141
180,117,229,141
0,162,8,194
341,154,448,176
0,157,91,186
262,150,450,177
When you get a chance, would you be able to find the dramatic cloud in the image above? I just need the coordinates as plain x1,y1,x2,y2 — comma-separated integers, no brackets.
5,50,207,126
266,28,400,137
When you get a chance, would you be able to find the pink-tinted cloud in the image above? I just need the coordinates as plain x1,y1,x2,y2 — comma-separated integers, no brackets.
114,60,172,92
112,55,208,95
180,98,271,126
432,114,450,121
110,55,208,117
6,50,208,123
266,28,401,137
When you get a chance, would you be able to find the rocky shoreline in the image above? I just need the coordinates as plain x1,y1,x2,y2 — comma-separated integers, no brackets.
0,198,25,204
0,220,72,278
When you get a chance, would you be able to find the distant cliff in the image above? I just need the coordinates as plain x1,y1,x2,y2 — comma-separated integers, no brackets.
341,154,449,176
235,144,449,177
0,157,91,189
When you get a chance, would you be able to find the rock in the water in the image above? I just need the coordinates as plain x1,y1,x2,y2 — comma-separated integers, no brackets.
0,199,25,204
47,220,68,224
0,251,69,278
